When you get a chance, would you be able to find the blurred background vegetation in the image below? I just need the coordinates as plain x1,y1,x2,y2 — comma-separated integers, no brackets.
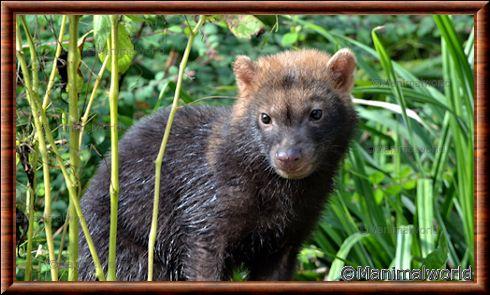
16,14,474,281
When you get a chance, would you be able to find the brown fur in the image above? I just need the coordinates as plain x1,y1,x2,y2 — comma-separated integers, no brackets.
79,48,357,281
231,49,356,123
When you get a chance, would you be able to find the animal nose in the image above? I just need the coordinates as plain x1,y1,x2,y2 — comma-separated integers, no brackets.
275,147,302,164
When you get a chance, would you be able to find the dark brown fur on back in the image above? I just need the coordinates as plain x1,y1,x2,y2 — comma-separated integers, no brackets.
79,49,357,281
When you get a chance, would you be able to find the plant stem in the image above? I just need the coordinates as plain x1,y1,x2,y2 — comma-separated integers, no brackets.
23,145,38,281
67,15,81,281
24,181,35,280
79,55,109,146
17,25,106,280
371,28,425,177
107,15,120,281
57,211,69,267
20,16,39,94
17,19,59,281
18,15,106,281
42,15,67,109
147,15,206,281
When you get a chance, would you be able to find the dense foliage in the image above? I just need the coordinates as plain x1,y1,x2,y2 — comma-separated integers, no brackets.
16,14,474,281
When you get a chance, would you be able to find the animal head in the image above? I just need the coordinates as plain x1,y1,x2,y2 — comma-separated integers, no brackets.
232,49,357,179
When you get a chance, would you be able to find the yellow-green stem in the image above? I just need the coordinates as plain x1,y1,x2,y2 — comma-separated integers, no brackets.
24,183,35,280
17,26,105,280
107,15,120,281
20,16,39,94
67,15,81,281
24,148,37,281
42,15,67,109
57,212,69,267
79,55,109,146
17,19,59,281
147,15,206,281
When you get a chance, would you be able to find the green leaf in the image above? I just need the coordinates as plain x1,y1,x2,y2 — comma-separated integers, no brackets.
371,27,424,175
166,81,193,104
422,233,448,269
374,189,384,204
402,179,417,190
168,25,182,33
298,246,324,264
77,29,93,48
40,263,52,274
439,16,474,267
281,32,298,47
124,15,145,23
225,15,264,39
417,178,435,258
93,15,111,52
93,129,106,145
36,183,45,197
95,16,135,74
326,233,369,281
255,15,278,30
385,184,403,196
369,171,385,185
394,225,413,271
434,15,474,108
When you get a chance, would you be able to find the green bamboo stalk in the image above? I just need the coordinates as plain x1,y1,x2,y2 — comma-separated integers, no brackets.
17,18,59,281
42,15,67,109
23,146,38,281
20,17,39,94
67,15,81,281
24,180,35,280
107,15,120,281
17,26,106,280
42,105,106,282
78,55,109,146
147,15,206,281
35,96,106,279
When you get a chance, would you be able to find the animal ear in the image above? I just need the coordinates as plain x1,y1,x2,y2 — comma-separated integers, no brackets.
233,55,256,95
326,48,356,93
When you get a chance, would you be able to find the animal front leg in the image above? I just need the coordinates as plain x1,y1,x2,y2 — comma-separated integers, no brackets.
248,246,298,281
183,239,225,281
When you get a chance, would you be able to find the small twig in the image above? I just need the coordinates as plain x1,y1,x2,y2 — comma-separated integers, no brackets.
147,15,206,281
20,17,40,94
56,211,70,269
41,15,67,109
17,143,37,281
79,55,110,146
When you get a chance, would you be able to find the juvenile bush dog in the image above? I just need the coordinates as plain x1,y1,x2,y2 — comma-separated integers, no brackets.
79,48,357,281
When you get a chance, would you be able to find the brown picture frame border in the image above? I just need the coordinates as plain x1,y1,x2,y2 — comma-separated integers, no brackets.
1,1,488,293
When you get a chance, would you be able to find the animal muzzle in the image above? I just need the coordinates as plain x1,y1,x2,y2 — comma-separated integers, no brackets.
274,147,303,172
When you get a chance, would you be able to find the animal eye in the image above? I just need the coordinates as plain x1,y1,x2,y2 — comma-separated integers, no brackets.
261,113,272,124
309,109,323,121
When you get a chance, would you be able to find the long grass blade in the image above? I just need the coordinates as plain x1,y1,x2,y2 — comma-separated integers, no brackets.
326,233,369,281
416,179,435,258
394,225,413,272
